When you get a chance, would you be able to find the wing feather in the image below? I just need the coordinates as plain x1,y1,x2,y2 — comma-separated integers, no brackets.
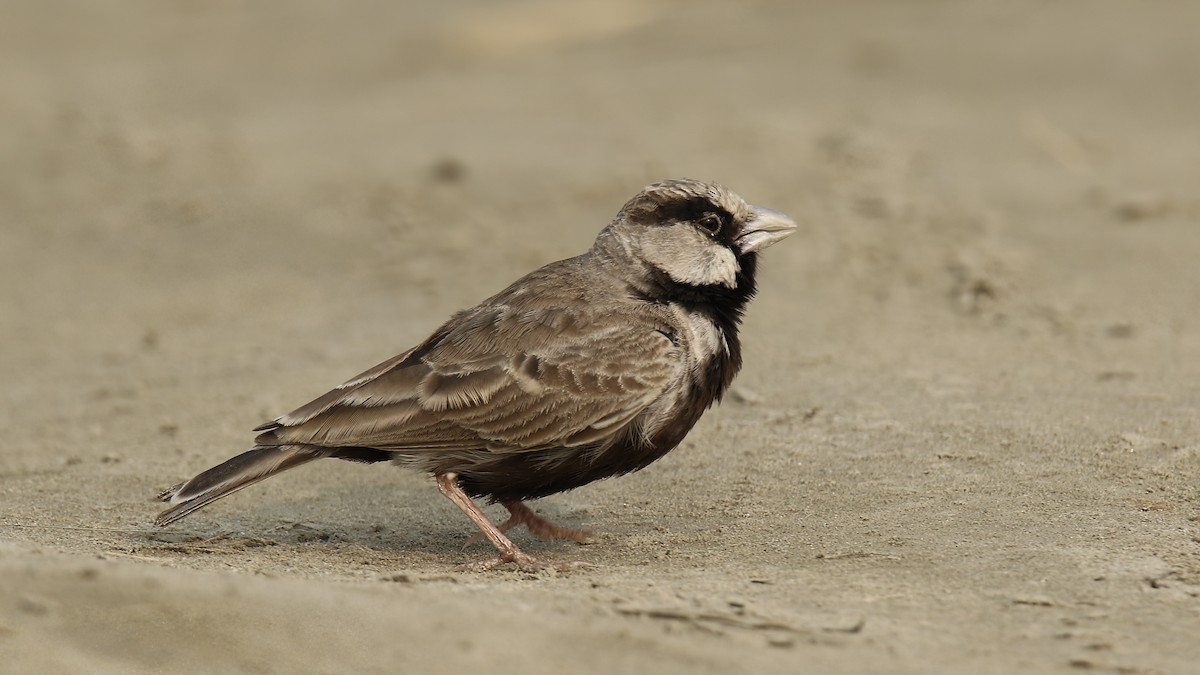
260,301,679,455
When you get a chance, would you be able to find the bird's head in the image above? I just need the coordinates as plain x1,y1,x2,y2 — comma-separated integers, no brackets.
599,179,796,290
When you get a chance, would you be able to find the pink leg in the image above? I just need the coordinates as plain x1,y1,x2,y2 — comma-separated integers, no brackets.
464,501,591,546
499,502,592,542
437,473,584,572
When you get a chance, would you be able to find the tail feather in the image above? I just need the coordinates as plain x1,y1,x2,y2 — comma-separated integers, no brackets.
155,445,324,526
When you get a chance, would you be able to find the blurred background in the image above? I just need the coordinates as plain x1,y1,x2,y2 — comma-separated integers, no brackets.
6,0,1198,407
4,0,1198,337
2,2,1199,673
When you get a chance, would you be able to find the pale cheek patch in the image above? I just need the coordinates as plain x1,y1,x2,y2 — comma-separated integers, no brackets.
663,247,738,288
640,227,740,288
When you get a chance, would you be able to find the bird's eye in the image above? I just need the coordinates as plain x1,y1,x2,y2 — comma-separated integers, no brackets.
697,213,723,236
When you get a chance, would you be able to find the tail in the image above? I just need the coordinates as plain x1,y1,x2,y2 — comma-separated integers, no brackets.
155,445,325,526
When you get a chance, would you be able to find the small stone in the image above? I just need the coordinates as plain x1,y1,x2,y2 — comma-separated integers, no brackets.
430,157,467,184
1104,323,1135,339
1113,191,1171,222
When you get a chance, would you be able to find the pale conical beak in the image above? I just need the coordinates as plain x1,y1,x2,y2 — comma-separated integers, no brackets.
736,206,797,254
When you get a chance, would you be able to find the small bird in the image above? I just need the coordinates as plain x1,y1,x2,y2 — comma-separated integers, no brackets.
157,178,795,570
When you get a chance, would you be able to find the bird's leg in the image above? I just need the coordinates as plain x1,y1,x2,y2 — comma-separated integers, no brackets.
464,501,591,546
503,502,592,542
435,472,548,572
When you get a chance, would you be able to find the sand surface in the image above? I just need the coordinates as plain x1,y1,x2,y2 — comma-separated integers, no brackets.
2,2,1199,673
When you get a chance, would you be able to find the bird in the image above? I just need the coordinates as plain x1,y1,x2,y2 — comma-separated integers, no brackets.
156,178,796,571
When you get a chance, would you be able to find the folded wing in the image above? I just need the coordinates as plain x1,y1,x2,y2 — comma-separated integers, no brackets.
254,304,680,455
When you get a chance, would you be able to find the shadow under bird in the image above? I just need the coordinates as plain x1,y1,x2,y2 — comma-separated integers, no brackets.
157,178,796,570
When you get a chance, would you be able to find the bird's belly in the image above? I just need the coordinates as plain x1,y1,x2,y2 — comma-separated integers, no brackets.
455,386,713,504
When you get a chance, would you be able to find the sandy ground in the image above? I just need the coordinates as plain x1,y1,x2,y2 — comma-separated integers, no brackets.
2,1,1199,673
